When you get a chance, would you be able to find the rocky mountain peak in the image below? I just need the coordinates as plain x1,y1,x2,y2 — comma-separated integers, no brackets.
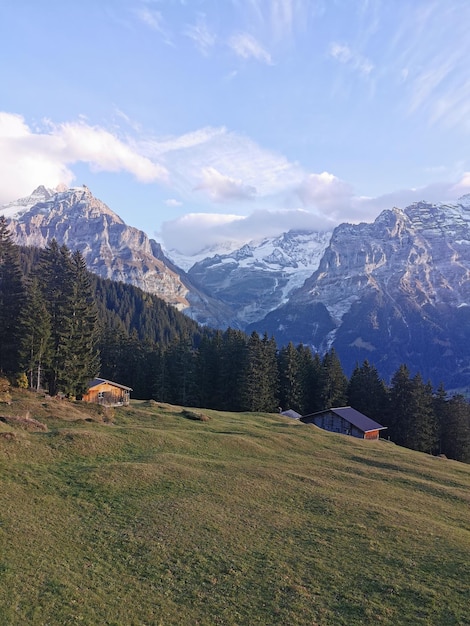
31,185,53,200
1,185,226,320
252,198,470,388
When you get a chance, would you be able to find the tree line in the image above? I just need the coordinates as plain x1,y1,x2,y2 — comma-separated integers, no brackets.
1,215,469,463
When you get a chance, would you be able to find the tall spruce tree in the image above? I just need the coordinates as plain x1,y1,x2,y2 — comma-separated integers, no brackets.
278,342,302,413
195,331,222,409
300,351,324,414
164,334,197,406
65,250,100,396
439,394,470,462
408,375,438,453
386,364,413,444
320,348,348,409
347,360,388,422
37,241,99,396
387,365,438,453
240,332,278,412
19,277,52,390
218,329,248,411
0,216,25,374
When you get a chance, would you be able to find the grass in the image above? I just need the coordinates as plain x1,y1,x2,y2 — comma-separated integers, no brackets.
0,391,469,625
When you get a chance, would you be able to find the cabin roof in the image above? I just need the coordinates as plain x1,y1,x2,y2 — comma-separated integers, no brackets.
88,377,133,392
301,406,387,433
281,409,302,419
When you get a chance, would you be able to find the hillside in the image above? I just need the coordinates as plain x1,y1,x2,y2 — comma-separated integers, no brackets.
1,391,469,625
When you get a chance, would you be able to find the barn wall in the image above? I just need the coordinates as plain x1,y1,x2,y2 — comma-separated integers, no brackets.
305,412,366,438
82,382,130,406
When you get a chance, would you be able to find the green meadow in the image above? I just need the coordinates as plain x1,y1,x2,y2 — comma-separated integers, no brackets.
1,391,469,625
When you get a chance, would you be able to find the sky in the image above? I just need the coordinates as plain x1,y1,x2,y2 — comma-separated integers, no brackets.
1,0,470,254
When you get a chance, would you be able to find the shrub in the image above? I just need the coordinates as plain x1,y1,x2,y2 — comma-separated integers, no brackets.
15,373,28,389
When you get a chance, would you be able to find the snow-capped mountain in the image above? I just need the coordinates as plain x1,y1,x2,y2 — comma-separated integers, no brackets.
3,185,470,388
186,230,331,326
0,184,56,219
1,185,229,324
249,196,470,387
2,185,331,329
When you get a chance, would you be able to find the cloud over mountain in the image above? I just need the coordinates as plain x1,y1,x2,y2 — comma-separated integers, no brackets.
0,112,167,204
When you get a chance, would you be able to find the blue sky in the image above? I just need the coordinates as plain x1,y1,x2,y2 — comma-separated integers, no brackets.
1,0,470,253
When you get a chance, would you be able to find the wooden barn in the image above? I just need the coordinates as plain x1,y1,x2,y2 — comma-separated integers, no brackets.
82,378,132,407
300,406,387,440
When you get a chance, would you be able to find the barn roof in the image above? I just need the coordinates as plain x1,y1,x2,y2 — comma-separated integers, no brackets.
88,378,133,391
301,406,387,433
281,409,302,419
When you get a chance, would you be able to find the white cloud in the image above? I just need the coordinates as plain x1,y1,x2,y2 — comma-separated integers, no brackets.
329,42,374,75
184,15,216,55
453,172,470,196
194,167,256,202
388,2,470,130
160,171,470,255
228,33,272,64
139,126,304,200
141,126,226,156
296,172,354,215
351,173,470,222
165,198,183,207
57,121,167,182
0,112,167,204
161,208,331,255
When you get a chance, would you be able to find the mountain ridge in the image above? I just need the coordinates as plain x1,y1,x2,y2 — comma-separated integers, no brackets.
2,185,470,388
249,197,470,387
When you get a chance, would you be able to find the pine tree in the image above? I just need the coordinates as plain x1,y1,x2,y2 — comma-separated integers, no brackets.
240,331,265,411
278,342,302,413
300,350,324,414
387,366,438,453
36,241,99,396
0,216,25,374
149,345,169,402
19,277,52,390
195,331,222,409
433,383,448,455
36,241,72,395
386,364,412,444
261,333,279,413
320,348,348,409
408,375,438,453
65,250,100,396
439,395,470,462
347,360,388,422
240,332,278,412
165,335,197,406
218,329,248,411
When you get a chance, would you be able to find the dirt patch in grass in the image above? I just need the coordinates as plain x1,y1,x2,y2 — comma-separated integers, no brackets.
180,409,210,422
0,414,47,431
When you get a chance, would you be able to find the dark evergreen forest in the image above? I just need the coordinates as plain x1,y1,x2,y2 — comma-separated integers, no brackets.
1,215,469,463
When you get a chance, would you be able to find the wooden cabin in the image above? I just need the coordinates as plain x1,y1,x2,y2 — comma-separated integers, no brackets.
300,406,387,440
82,378,132,407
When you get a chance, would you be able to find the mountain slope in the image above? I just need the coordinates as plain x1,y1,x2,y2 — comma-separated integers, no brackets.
186,230,331,327
1,390,469,625
1,186,230,325
250,197,470,387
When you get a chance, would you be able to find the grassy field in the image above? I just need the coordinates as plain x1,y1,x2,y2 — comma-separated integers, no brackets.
1,391,469,625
